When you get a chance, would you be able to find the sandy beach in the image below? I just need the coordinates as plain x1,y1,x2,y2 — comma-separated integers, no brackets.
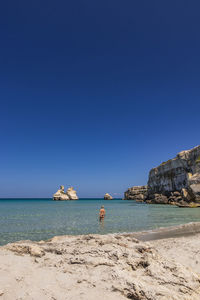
0,223,200,300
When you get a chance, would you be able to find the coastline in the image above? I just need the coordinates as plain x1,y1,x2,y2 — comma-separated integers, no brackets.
2,197,200,245
2,221,200,247
1,222,200,299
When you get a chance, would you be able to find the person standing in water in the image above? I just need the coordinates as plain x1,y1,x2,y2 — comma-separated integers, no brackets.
99,205,105,221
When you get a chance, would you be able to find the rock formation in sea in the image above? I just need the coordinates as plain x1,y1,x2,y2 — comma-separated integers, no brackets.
124,186,147,201
124,145,200,206
53,185,78,200
104,193,113,200
66,187,79,200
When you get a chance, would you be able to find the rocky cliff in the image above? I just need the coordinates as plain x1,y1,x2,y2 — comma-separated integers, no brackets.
124,186,147,201
53,186,78,200
124,145,200,205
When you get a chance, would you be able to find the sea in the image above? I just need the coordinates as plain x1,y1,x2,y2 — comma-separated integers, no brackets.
0,198,200,245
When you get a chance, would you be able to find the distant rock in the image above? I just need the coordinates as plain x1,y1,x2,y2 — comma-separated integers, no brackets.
124,145,200,205
104,193,113,200
53,186,78,200
124,186,147,201
53,185,70,200
66,187,79,200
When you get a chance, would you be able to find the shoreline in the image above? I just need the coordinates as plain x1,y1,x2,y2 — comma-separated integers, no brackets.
1,221,200,247
44,221,200,243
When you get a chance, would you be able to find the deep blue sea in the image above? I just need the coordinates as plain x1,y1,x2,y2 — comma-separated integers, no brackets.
0,198,200,245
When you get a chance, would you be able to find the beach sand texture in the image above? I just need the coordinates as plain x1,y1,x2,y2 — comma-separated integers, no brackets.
0,224,200,299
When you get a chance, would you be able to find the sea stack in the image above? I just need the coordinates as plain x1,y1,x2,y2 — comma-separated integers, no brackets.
66,187,79,200
53,186,78,200
104,193,113,200
124,145,200,206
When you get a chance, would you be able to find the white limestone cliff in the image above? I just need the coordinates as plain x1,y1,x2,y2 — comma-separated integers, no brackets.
148,145,200,203
124,145,200,205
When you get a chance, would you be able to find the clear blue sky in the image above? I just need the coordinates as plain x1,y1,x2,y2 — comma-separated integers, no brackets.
0,0,200,198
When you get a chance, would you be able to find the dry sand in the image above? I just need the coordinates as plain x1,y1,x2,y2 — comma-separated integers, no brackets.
0,223,200,300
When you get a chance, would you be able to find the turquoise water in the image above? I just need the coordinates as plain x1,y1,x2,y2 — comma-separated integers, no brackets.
0,198,200,245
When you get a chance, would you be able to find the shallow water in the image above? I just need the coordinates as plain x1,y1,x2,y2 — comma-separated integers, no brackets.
0,198,200,245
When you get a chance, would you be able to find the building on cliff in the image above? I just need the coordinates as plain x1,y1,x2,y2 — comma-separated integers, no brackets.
124,145,200,206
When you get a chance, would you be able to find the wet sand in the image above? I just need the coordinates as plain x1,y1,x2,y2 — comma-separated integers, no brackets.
131,221,200,241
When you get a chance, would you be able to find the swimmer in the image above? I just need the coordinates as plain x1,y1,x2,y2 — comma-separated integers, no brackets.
99,205,106,220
